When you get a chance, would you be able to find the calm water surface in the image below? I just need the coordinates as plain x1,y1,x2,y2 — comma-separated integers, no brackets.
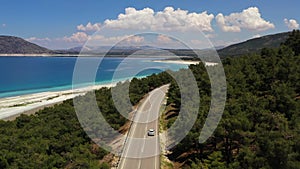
0,56,187,98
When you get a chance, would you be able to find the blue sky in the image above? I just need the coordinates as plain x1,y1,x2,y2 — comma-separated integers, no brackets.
0,0,299,49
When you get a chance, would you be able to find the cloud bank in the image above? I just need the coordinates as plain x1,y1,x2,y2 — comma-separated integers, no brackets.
27,6,285,49
79,7,215,32
216,7,275,32
103,7,214,32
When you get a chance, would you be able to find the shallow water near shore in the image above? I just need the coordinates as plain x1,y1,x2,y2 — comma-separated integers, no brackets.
0,56,188,98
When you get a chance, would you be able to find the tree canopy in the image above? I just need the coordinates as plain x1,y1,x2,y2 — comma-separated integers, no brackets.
163,30,300,168
0,30,299,168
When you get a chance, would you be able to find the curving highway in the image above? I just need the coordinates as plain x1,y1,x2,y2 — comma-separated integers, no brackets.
118,85,169,169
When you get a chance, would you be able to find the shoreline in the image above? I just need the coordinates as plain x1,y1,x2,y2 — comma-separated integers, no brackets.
0,59,202,121
152,59,200,65
152,59,218,66
0,53,79,57
0,83,117,121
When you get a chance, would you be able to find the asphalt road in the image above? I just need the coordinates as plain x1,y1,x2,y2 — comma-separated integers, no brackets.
118,85,169,169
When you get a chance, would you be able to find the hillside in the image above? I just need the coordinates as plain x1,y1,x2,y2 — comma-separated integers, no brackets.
0,32,292,56
161,30,300,168
0,36,52,54
218,32,290,57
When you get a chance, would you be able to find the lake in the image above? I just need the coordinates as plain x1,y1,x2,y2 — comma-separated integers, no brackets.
0,56,187,98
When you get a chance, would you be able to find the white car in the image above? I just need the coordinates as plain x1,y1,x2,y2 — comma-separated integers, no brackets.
148,129,155,136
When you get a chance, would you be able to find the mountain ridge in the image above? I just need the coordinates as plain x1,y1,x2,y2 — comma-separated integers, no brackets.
0,36,53,54
217,32,290,57
0,31,293,57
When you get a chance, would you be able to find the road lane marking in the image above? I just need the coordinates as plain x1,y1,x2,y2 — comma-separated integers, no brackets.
141,126,146,153
119,104,143,168
138,160,142,169
119,85,169,169
119,88,154,168
154,112,158,169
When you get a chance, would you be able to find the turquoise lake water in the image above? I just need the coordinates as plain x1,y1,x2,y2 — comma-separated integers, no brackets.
0,56,187,98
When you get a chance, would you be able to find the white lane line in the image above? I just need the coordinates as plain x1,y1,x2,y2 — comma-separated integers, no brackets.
119,85,168,169
138,159,142,169
141,126,146,153
155,85,168,169
141,100,151,154
154,113,158,169
140,94,154,169
119,99,147,169
134,91,153,168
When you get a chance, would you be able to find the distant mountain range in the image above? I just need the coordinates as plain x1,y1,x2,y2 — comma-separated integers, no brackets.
0,32,291,57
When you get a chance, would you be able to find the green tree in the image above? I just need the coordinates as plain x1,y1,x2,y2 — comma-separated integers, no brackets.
283,29,300,55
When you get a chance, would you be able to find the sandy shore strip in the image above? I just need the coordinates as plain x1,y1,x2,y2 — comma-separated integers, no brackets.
0,83,117,121
152,59,200,65
152,59,218,66
0,60,216,121
0,54,78,57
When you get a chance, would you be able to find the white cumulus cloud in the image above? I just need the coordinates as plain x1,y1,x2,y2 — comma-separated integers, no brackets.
216,7,275,32
284,18,299,29
104,7,156,30
26,37,51,42
63,32,90,43
77,22,101,31
77,7,214,32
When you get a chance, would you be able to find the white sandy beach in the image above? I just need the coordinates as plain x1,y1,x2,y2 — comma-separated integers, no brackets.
152,60,201,65
0,83,117,120
0,59,215,121
153,60,218,66
0,54,78,57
